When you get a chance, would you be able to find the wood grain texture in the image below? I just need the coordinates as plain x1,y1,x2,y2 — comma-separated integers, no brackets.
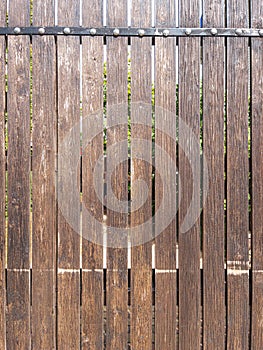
6,1,30,348
202,1,225,349
251,2,263,347
0,1,6,348
155,1,177,348
31,1,56,348
178,0,201,349
81,2,104,348
57,1,81,348
130,1,152,349
226,1,250,349
106,1,128,349
6,271,30,349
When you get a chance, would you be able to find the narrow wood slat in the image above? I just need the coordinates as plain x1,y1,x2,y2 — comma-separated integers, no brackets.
178,0,201,348
251,2,263,347
106,1,128,348
226,1,250,349
202,1,225,349
81,2,104,348
6,1,30,348
130,1,152,349
57,1,80,348
155,1,177,348
0,2,6,348
31,1,56,348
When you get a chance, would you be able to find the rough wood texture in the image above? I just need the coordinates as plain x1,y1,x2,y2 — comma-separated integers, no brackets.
0,2,6,348
6,271,30,349
106,1,128,349
202,1,225,349
31,1,56,348
57,1,80,348
178,0,201,349
155,1,177,348
226,1,250,349
6,1,30,349
251,2,263,347
81,2,104,348
130,1,152,349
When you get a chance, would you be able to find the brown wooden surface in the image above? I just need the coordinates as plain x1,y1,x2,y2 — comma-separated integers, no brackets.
57,1,81,348
31,1,56,348
202,1,226,349
6,1,31,348
130,1,152,349
155,0,177,348
226,1,250,349
81,1,104,348
0,1,6,348
106,1,128,348
251,2,263,348
178,0,201,348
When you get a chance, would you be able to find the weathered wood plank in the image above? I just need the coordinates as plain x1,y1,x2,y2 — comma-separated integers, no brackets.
178,0,201,348
81,1,104,348
106,1,128,348
31,1,56,348
130,1,152,349
154,1,177,348
0,2,6,348
202,0,226,348
251,2,263,348
57,1,81,348
6,271,30,349
6,1,30,348
226,1,250,349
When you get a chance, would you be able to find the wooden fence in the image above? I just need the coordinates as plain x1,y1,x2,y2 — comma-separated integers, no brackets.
0,0,263,349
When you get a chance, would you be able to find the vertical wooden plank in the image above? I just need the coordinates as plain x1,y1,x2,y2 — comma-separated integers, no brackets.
155,1,177,349
178,0,201,349
0,2,6,348
251,2,263,348
130,1,152,349
106,1,128,349
81,1,104,348
57,1,80,348
6,1,30,348
202,1,225,349
226,1,250,349
31,1,56,348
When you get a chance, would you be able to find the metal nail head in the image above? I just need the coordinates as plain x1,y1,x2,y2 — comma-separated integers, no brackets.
113,28,120,37
185,28,192,35
138,29,145,37
235,28,243,36
211,28,217,35
163,29,170,37
38,27,45,35
90,28,97,35
63,27,71,35
14,27,21,35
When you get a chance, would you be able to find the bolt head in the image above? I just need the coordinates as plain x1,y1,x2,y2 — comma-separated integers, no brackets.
259,29,263,36
113,28,120,37
163,29,170,37
38,27,45,35
185,28,192,35
14,27,21,35
138,29,145,37
235,28,243,36
90,28,97,35
63,27,71,35
211,28,217,35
